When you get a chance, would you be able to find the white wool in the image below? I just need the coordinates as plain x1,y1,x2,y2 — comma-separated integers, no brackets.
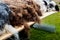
4,24,18,34
4,24,20,40
49,1,56,6
43,0,50,5
34,0,47,12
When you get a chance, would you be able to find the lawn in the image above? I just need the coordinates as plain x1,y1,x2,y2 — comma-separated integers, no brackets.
30,12,60,40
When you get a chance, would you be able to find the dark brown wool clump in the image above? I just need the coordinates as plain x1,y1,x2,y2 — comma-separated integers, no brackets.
4,0,42,40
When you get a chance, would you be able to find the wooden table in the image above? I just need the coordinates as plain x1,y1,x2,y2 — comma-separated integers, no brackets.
0,22,35,40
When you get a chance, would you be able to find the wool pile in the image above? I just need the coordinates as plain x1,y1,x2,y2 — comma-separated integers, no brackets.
4,0,42,26
0,0,42,40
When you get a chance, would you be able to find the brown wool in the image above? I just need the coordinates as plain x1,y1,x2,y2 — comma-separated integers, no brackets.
4,0,42,39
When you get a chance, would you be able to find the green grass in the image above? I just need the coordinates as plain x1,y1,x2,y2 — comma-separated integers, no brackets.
30,12,60,40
